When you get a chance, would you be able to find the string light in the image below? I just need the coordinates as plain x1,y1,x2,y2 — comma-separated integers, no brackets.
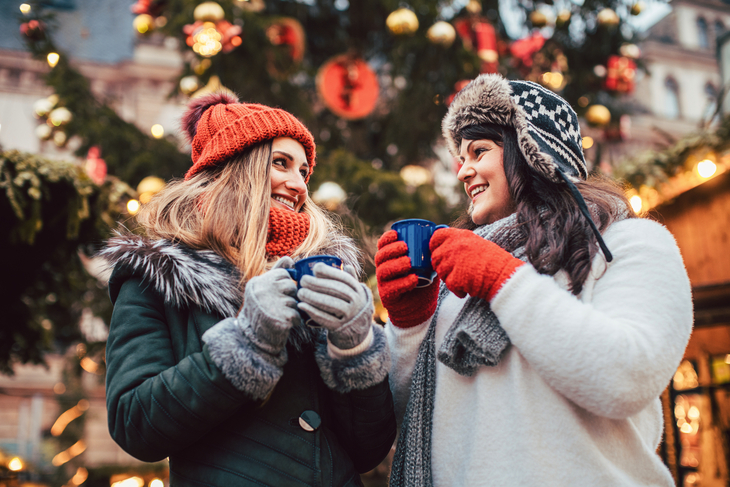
71,467,88,486
127,199,140,214
192,22,222,57
80,356,100,373
50,400,89,436
111,477,144,487
19,3,31,14
52,440,86,466
47,52,60,68
582,136,594,149
150,124,165,138
8,457,23,471
629,195,642,213
697,159,717,179
150,479,164,487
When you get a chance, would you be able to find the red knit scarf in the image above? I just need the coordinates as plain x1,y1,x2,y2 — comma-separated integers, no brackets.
266,207,310,257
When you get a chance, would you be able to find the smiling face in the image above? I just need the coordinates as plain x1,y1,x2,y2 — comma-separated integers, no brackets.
458,138,514,226
270,137,309,212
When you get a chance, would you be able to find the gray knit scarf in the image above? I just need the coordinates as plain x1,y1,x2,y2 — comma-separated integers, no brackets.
389,213,527,487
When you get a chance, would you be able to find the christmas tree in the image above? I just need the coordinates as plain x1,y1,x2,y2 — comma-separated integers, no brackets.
6,0,653,373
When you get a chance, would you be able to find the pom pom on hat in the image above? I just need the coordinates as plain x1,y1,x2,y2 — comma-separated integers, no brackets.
182,92,239,143
182,93,317,181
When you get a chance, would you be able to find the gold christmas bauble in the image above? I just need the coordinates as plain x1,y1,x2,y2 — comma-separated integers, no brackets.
597,8,620,27
427,21,456,47
619,43,641,59
137,176,166,203
194,1,225,22
386,8,419,35
49,107,72,126
53,131,67,146
585,104,611,127
466,0,482,15
630,2,644,15
133,14,154,34
33,98,54,117
179,75,200,95
556,10,571,27
35,124,52,140
530,10,548,28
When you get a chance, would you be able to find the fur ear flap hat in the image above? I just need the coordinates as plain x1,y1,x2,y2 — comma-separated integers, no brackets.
442,73,587,182
182,92,316,181
443,74,614,262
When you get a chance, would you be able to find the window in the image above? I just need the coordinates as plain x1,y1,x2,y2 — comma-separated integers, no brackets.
698,17,710,49
716,20,726,39
704,83,719,123
665,78,681,119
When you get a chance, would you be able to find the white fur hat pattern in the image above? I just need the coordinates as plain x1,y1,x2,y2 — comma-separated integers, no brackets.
442,74,588,182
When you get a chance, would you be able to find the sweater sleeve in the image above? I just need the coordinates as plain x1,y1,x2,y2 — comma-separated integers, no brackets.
105,278,252,462
384,319,432,426
490,218,693,419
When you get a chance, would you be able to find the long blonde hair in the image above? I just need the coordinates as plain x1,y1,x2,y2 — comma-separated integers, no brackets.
136,141,340,287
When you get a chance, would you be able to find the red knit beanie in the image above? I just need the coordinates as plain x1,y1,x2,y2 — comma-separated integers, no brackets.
182,93,316,181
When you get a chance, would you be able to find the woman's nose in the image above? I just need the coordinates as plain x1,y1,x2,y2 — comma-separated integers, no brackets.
286,172,308,195
457,161,474,182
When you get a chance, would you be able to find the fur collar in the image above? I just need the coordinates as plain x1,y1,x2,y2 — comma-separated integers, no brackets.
99,233,362,318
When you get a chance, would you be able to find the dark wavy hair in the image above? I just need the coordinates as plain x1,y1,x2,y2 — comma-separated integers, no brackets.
452,123,636,295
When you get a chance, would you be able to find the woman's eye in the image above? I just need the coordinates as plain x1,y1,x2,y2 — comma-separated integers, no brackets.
272,158,286,167
300,169,308,177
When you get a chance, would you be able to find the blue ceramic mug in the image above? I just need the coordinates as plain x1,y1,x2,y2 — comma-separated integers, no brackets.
286,255,343,326
391,219,448,288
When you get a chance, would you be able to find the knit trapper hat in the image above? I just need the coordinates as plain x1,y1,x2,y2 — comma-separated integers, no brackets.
442,74,613,262
182,92,316,182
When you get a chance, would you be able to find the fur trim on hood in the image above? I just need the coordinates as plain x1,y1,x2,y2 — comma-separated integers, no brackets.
99,233,363,319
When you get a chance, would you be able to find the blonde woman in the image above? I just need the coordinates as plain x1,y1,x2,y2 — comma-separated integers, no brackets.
101,94,395,487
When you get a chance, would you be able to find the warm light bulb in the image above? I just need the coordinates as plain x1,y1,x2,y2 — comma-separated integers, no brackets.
127,199,140,214
150,479,164,487
47,52,60,68
19,3,31,14
582,136,594,149
151,124,164,138
697,159,717,179
680,422,693,434
629,195,642,213
687,405,700,420
8,457,23,471
725,353,730,364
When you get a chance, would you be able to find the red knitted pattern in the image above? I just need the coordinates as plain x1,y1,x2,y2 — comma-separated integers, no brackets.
184,101,316,181
429,228,524,302
266,207,311,257
375,230,440,328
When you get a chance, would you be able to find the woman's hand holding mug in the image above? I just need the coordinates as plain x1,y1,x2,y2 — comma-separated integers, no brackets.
296,264,374,350
375,230,440,328
429,228,524,302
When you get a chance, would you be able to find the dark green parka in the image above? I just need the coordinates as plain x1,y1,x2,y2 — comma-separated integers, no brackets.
102,235,396,487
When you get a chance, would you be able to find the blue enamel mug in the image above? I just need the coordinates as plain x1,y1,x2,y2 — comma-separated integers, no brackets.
286,255,343,326
391,219,448,288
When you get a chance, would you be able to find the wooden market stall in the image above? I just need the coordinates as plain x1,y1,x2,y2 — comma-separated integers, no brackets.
650,168,730,487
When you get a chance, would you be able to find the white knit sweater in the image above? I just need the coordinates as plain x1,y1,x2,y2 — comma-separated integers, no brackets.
386,218,693,486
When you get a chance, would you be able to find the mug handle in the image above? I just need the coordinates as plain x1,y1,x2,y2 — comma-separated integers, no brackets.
435,224,449,231
286,268,298,281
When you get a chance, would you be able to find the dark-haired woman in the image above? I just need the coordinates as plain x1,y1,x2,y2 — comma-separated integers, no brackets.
101,93,395,486
376,74,692,486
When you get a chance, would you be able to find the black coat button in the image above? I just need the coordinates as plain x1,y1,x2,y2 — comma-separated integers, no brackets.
298,410,321,432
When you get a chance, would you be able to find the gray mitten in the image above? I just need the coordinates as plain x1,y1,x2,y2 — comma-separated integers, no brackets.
238,256,301,356
297,263,374,350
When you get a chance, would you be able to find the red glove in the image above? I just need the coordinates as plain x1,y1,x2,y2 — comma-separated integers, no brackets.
430,228,524,302
375,230,440,328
